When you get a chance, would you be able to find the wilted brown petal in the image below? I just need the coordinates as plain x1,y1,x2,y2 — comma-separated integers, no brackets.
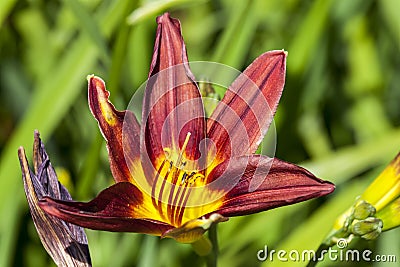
207,155,335,217
207,51,287,164
18,131,91,267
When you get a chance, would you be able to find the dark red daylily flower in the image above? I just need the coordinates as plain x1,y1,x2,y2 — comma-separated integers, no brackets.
39,13,334,243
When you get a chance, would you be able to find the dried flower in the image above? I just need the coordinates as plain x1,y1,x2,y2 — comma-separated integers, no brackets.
18,131,91,266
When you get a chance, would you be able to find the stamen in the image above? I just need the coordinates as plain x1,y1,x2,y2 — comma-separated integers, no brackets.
180,172,195,185
181,172,204,186
176,132,191,168
155,131,210,226
176,187,192,225
192,173,205,185
157,166,171,218
168,160,173,171
151,160,165,208
173,186,190,225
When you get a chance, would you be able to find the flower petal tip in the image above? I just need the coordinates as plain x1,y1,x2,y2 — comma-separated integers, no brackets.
87,75,105,88
17,146,24,155
272,50,287,63
320,181,335,196
310,177,335,197
156,12,171,24
266,49,287,57
86,74,95,82
156,12,181,30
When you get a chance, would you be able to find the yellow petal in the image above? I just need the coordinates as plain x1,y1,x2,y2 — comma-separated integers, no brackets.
360,153,400,211
375,197,400,230
332,153,400,232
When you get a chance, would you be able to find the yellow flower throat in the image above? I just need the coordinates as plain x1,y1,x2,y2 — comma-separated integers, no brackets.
150,132,207,227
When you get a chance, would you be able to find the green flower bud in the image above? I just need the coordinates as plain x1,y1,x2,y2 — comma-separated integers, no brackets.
352,217,383,240
361,228,382,240
353,200,376,220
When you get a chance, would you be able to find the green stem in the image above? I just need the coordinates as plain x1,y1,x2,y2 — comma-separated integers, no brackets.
192,235,212,256
205,224,218,267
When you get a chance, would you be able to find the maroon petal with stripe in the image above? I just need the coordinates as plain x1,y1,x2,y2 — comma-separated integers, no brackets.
207,155,335,217
88,76,141,183
39,182,173,234
141,13,206,175
207,51,286,163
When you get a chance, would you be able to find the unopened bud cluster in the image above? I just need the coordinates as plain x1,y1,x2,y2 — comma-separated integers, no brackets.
348,200,383,241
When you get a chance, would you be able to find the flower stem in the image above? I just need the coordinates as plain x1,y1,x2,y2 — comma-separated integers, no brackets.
192,235,212,256
205,224,218,267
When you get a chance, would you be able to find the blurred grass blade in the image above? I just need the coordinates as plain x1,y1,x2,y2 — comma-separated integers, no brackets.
211,0,252,68
127,21,153,88
76,133,103,199
302,129,400,184
288,0,333,74
137,236,158,267
61,0,111,66
107,24,130,94
0,0,16,28
379,0,400,45
127,0,207,25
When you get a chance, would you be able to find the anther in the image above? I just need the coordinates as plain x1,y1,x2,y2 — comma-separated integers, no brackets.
187,173,205,186
181,172,195,185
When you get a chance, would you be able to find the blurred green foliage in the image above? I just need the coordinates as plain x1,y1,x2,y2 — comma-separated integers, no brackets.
0,0,399,266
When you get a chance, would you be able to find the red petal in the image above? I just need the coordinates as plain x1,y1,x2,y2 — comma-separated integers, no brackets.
207,51,286,162
207,155,334,217
39,182,173,234
141,13,206,174
88,76,141,183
